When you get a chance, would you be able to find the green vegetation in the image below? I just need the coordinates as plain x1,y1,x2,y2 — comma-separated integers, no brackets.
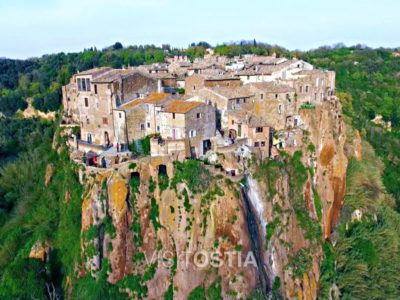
171,160,212,193
158,172,169,193
300,102,316,109
289,248,313,278
150,198,162,231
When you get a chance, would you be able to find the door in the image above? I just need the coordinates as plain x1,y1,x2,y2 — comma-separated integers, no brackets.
87,133,92,143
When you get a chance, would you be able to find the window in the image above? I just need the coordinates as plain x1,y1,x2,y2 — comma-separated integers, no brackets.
86,118,89,124
232,120,234,125
305,86,309,93
260,93,264,100
197,113,201,119
208,100,212,105
172,113,175,119
247,75,250,80
192,85,196,91
84,98,88,107
147,122,150,128
256,127,263,133
119,113,122,118
236,98,240,104
86,78,91,91
243,98,246,103
140,124,145,130
254,142,260,147
81,78,86,91
278,104,282,115
156,126,160,132
261,141,266,146
94,84,97,94
275,94,278,100
189,130,196,138
102,118,108,125
67,97,71,102
227,82,230,86
299,86,303,93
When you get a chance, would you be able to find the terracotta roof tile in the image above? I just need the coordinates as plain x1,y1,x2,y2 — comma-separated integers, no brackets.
162,100,203,114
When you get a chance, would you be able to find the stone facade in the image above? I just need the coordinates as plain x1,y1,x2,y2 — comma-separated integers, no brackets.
247,82,296,131
62,68,161,146
227,110,270,159
184,74,241,97
158,100,216,158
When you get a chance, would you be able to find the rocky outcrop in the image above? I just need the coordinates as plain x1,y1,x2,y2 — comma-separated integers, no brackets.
244,100,347,299
77,158,257,299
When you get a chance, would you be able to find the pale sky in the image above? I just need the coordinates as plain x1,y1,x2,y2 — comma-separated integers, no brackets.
0,0,399,59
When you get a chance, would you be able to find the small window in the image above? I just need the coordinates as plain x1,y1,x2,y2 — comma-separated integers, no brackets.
305,86,309,93
254,142,259,147
86,78,91,91
102,117,108,125
147,122,150,128
172,113,175,119
119,113,122,118
156,126,160,132
278,104,282,115
260,93,264,100
82,78,86,91
247,75,250,80
67,97,71,102
94,84,97,94
208,100,212,105
232,120,234,125
243,98,246,103
77,78,82,91
236,99,240,104
256,127,263,133
299,86,303,93
275,94,278,100
261,141,266,146
140,124,145,130
227,82,230,86
86,118,89,124
84,98,88,107
192,85,196,91
189,130,196,138
197,113,201,119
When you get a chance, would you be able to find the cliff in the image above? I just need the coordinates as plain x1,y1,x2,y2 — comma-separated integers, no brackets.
244,99,347,299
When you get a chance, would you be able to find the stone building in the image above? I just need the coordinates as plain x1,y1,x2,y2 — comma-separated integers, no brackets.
194,86,254,129
227,110,271,159
237,59,313,85
283,69,336,105
184,74,241,97
156,99,216,158
113,93,173,144
247,82,296,131
62,67,161,146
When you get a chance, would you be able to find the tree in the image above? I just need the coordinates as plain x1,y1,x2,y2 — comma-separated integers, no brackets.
113,42,123,50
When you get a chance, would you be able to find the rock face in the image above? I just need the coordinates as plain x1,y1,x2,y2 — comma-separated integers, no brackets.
245,100,347,299
78,159,257,299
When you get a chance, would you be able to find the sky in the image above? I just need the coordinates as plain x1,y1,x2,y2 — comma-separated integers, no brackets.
0,0,399,59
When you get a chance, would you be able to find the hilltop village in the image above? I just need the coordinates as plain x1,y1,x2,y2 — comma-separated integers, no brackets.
62,49,337,168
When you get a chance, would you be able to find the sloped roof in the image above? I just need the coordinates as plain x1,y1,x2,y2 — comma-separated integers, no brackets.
76,67,112,77
162,100,203,114
120,92,171,110
247,82,295,93
208,86,254,99
229,110,270,127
